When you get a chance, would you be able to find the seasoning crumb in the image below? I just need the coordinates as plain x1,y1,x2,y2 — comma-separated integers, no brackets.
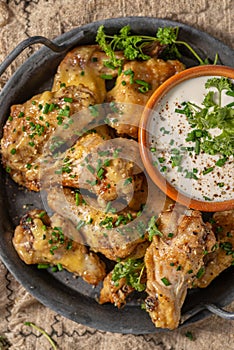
185,331,194,341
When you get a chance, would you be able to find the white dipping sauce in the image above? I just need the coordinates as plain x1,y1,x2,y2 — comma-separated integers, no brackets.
147,76,234,202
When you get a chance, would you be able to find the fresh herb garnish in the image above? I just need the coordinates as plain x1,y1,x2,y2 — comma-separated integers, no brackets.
112,258,146,292
124,177,133,186
37,263,50,269
220,241,234,258
196,266,205,279
185,331,194,341
24,322,57,350
176,77,234,158
147,216,163,240
161,277,171,286
96,25,216,68
88,104,99,117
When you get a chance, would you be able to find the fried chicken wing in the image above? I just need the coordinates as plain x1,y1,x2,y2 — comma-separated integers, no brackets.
44,135,144,206
52,45,124,103
13,209,106,285
106,59,185,138
195,210,234,288
1,85,96,191
99,271,135,308
47,187,147,261
99,242,149,308
144,208,216,329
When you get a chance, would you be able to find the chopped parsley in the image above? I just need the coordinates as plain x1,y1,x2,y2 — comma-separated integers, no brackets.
147,216,163,240
112,258,146,292
176,77,234,158
124,177,133,186
161,277,171,286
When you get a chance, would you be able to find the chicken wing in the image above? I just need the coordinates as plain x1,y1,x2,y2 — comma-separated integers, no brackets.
99,270,135,308
13,209,106,285
52,45,124,103
144,207,216,329
106,59,185,138
1,85,96,191
43,135,145,206
99,242,149,308
47,187,147,261
195,210,234,288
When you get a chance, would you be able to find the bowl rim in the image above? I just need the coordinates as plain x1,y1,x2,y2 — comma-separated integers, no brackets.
139,64,234,212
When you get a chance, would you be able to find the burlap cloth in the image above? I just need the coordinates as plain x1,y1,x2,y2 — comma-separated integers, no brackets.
0,1,233,349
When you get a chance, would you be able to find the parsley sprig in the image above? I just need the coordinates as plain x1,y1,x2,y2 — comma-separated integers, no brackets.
112,258,146,292
176,77,234,157
24,322,57,349
96,25,217,67
147,215,163,240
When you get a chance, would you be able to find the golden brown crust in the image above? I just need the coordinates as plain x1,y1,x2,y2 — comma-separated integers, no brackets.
47,187,146,261
195,210,234,288
144,208,216,329
106,59,185,138
52,45,124,103
99,271,135,308
13,209,106,285
1,85,96,191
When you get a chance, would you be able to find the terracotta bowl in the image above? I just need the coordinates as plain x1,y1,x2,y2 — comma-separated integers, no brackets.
139,65,234,212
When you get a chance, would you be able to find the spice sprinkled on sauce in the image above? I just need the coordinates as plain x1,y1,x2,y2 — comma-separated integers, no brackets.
148,76,234,202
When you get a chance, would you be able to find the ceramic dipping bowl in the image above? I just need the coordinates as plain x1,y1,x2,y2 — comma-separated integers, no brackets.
139,65,234,212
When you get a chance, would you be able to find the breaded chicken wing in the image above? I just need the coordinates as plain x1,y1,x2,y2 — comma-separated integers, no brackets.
144,207,216,329
13,209,106,285
52,45,124,103
1,85,96,191
195,210,234,288
106,59,185,138
44,135,145,206
99,270,135,308
99,242,149,308
47,187,146,261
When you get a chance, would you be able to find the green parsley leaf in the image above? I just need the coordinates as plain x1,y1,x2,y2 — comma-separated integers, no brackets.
111,258,146,292
147,216,163,240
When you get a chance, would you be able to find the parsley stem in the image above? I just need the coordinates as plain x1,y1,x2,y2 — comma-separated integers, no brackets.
175,40,204,65
195,140,200,155
24,322,57,349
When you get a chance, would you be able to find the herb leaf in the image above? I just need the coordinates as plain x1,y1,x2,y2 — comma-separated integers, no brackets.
112,258,146,292
96,25,215,67
147,216,163,240
24,322,57,349
176,77,234,158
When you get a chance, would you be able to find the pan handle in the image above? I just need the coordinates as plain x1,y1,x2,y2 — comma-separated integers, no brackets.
181,303,234,324
0,31,85,77
204,303,234,320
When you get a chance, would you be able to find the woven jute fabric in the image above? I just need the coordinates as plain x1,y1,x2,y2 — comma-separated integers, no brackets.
0,1,233,349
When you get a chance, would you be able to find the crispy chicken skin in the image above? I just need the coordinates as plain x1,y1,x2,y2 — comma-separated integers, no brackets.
1,85,96,191
47,173,173,261
99,241,149,308
144,207,216,329
52,45,124,103
195,210,234,288
106,59,185,138
47,187,146,261
99,271,135,308
50,135,144,206
13,209,106,285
